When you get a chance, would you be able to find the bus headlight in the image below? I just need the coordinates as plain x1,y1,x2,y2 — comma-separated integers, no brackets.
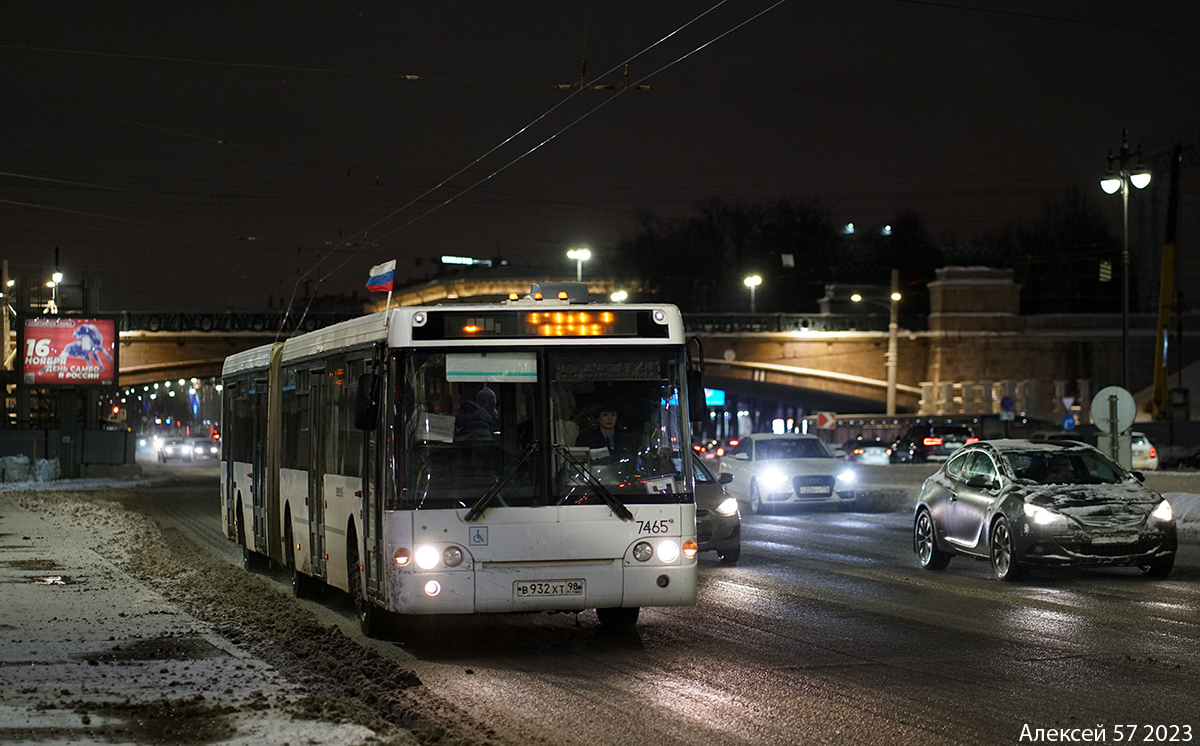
657,539,680,563
414,545,441,570
442,546,464,567
393,548,411,567
633,542,654,562
424,580,441,596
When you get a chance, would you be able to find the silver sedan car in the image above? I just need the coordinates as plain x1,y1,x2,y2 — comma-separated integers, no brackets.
914,439,1177,580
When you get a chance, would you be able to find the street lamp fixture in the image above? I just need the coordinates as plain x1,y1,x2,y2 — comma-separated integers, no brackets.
1100,129,1152,390
566,248,591,282
851,269,902,415
610,290,628,303
743,275,762,313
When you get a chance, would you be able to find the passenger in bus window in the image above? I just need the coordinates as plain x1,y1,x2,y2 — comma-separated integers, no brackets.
456,387,498,441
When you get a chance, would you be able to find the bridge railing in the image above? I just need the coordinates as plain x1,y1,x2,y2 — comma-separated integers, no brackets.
117,311,361,334
683,313,927,334
115,311,928,334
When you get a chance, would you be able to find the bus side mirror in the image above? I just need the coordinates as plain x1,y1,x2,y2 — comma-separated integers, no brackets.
687,368,706,423
355,373,382,430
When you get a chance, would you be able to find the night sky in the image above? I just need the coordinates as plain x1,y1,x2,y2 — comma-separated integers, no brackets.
4,1,1199,312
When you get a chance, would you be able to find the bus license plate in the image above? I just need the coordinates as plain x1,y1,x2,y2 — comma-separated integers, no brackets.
514,579,584,598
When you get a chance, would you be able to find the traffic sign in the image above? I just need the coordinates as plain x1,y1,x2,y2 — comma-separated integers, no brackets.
1000,396,1014,411
1062,414,1076,430
815,412,837,429
1091,386,1135,434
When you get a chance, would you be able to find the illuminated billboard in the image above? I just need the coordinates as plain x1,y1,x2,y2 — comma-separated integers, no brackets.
20,316,119,386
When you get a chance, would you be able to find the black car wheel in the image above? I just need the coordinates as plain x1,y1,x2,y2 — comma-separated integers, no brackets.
915,508,951,570
1139,554,1175,579
990,516,1027,581
717,546,741,565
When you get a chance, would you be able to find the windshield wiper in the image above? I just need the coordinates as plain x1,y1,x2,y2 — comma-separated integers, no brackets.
554,445,635,522
465,442,537,523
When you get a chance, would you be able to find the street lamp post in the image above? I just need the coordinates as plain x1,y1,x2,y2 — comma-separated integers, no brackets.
566,248,591,282
1100,129,1152,390
743,275,762,313
851,268,902,415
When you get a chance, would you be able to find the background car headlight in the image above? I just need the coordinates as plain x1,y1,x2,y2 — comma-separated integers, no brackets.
716,496,739,516
1024,503,1064,525
1151,500,1174,522
761,470,788,488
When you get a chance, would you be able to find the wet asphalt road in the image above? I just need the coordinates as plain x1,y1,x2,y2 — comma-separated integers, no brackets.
131,460,1200,746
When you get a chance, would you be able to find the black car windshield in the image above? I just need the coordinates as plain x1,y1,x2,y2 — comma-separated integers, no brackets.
757,438,831,460
1002,449,1127,485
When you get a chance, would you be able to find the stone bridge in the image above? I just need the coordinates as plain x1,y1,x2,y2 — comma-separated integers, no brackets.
110,268,1200,422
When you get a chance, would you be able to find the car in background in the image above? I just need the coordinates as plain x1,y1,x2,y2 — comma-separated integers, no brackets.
188,437,220,461
890,423,977,463
1029,430,1093,446
842,437,891,466
718,433,856,514
1131,432,1158,471
693,458,740,564
158,438,193,462
913,439,1176,580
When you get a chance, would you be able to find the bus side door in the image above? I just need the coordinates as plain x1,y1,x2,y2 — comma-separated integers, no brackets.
308,365,327,580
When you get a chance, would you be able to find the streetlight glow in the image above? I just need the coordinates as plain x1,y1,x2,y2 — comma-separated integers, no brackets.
566,248,591,282
610,290,628,302
850,270,902,415
1100,128,1152,389
743,275,762,313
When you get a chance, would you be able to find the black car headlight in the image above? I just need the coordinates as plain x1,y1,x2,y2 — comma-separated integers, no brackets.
716,497,739,517
1150,500,1174,523
1023,503,1066,526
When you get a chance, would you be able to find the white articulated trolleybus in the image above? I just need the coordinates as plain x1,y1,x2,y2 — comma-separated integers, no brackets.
221,284,706,635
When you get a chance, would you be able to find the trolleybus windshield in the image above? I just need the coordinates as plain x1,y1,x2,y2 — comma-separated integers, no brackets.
400,346,693,512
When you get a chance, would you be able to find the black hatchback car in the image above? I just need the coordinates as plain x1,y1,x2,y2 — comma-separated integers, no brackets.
913,439,1177,580
890,423,976,463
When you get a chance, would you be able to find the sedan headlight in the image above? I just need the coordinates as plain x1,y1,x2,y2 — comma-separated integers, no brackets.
835,469,856,485
1151,500,1174,522
1023,503,1065,525
761,470,789,488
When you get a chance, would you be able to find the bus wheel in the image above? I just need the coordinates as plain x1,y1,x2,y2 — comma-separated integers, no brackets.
285,526,313,599
596,607,640,627
349,548,383,637
242,546,268,573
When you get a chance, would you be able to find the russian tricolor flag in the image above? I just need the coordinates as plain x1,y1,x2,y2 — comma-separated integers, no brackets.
365,260,396,293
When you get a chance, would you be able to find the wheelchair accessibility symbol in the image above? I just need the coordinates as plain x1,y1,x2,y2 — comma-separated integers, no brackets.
469,527,488,546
